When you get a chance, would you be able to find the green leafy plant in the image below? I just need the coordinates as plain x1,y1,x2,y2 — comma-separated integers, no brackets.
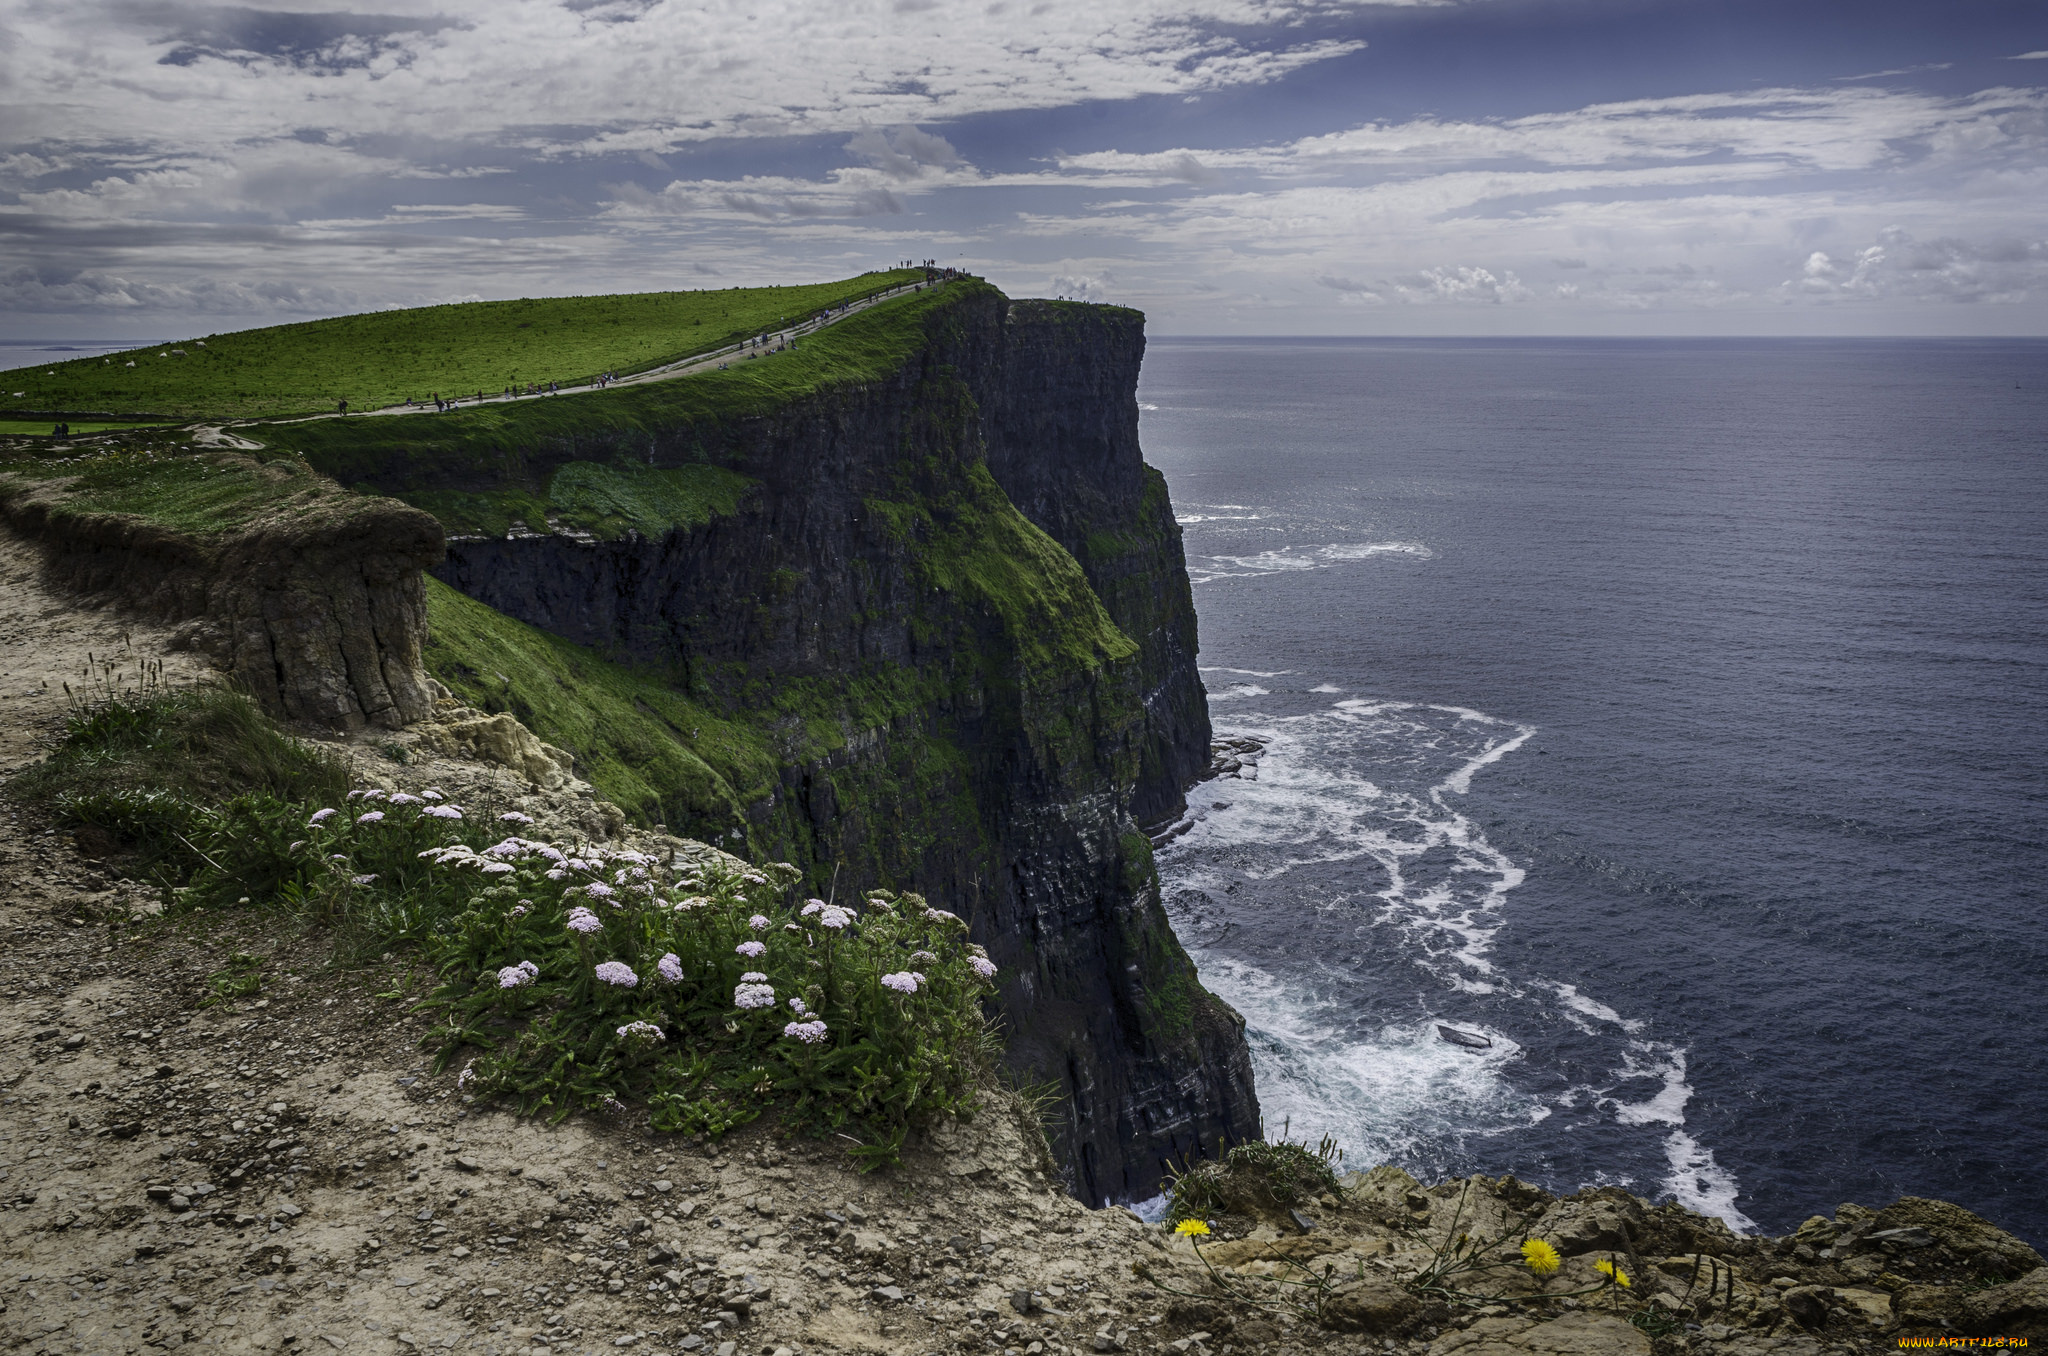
1165,1132,1345,1224
201,951,265,1005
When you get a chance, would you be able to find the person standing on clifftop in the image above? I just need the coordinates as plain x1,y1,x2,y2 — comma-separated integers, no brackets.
338,398,348,415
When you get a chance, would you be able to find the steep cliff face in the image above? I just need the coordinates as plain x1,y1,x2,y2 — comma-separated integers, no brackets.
977,302,1212,828
344,283,1255,1202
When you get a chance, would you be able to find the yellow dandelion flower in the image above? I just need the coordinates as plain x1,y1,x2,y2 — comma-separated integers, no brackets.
1595,1259,1631,1288
1521,1239,1562,1274
1175,1218,1212,1237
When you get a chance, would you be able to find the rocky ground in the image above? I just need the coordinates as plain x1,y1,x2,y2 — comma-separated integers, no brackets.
4,528,2045,1356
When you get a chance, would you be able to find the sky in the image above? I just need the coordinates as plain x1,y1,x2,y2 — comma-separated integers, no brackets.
2,0,2046,338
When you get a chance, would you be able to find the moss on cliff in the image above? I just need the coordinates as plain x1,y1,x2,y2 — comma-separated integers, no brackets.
422,577,775,847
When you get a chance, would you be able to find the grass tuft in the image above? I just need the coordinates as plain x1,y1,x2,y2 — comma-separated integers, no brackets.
1166,1135,1346,1224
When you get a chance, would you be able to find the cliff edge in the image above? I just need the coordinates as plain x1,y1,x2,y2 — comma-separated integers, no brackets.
0,280,1257,1207
346,283,1254,1205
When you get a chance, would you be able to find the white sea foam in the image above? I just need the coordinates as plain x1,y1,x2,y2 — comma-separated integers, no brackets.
1549,982,1644,1031
1201,666,1294,677
1663,1131,1760,1233
1310,683,1343,693
1209,684,1270,700
1190,952,1551,1168
1160,691,1757,1233
1189,541,1431,584
1609,1047,1693,1126
1125,1191,1171,1221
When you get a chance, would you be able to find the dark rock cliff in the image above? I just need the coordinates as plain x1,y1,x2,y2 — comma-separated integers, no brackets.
402,285,1256,1202
979,301,1212,828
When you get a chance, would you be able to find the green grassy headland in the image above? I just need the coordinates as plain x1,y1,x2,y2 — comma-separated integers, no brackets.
0,269,922,421
259,278,982,537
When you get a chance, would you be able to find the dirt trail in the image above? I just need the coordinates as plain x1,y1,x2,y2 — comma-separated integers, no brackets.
0,527,1226,1356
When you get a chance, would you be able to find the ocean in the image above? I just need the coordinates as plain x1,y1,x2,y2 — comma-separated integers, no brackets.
1137,337,2048,1246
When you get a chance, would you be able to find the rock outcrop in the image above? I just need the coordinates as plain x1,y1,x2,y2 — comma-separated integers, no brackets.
330,284,1255,1205
0,463,442,730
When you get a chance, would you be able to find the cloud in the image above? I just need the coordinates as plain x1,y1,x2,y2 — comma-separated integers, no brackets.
1786,225,2048,304
846,125,963,180
1049,271,1114,301
1399,265,1530,304
2008,51,2048,61
3,0,1369,157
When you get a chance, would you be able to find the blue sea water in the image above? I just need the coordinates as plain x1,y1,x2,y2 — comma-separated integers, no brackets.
1138,337,2048,1246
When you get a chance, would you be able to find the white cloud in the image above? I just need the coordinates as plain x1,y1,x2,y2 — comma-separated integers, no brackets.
1,0,1369,157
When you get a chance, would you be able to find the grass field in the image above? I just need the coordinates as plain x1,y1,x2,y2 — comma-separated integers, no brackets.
0,419,170,437
0,270,922,421
260,279,991,536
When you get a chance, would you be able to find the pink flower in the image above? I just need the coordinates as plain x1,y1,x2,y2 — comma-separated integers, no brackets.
816,906,851,930
594,961,638,988
782,1019,829,1044
356,810,385,824
748,914,770,931
734,982,775,1009
497,961,539,989
423,805,463,820
736,940,766,959
566,906,603,934
656,953,683,984
350,873,378,886
879,972,920,995
970,957,998,979
615,1021,665,1044
307,808,337,826
800,899,825,917
584,881,615,898
499,811,535,824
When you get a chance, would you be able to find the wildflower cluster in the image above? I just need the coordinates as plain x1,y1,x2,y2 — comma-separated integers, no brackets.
270,800,1009,1165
